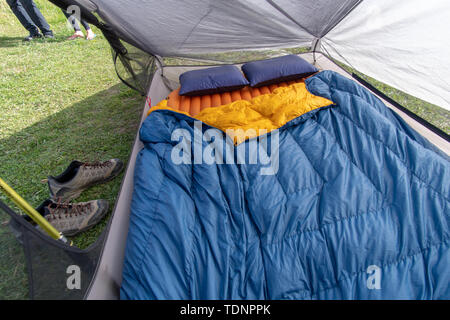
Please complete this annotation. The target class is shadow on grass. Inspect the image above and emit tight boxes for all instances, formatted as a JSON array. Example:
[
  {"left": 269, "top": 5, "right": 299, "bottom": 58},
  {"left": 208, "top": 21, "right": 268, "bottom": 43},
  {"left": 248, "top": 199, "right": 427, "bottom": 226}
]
[
  {"left": 0, "top": 82, "right": 144, "bottom": 299},
  {"left": 0, "top": 35, "right": 70, "bottom": 48}
]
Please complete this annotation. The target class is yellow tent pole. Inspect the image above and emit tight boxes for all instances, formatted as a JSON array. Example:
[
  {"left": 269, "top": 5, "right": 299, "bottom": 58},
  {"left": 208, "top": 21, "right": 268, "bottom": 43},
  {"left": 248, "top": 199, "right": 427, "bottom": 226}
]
[{"left": 0, "top": 177, "right": 70, "bottom": 244}]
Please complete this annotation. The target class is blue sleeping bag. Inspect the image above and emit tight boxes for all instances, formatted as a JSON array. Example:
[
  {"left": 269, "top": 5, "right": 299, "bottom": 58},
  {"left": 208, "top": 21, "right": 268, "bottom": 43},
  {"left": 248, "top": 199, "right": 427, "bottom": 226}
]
[{"left": 121, "top": 71, "right": 449, "bottom": 299}]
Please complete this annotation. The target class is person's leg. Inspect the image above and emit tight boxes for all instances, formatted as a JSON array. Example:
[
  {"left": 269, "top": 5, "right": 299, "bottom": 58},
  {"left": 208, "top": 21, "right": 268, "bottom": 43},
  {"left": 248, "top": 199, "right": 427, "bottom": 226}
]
[
  {"left": 80, "top": 19, "right": 91, "bottom": 32},
  {"left": 62, "top": 9, "right": 82, "bottom": 32},
  {"left": 20, "top": 0, "right": 53, "bottom": 36},
  {"left": 6, "top": 0, "right": 40, "bottom": 36},
  {"left": 62, "top": 9, "right": 85, "bottom": 40}
]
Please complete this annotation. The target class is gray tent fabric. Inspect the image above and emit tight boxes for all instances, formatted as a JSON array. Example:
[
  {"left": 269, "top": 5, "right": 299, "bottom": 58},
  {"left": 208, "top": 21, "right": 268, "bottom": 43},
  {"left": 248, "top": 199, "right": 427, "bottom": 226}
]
[
  {"left": 264, "top": 0, "right": 361, "bottom": 38},
  {"left": 79, "top": 0, "right": 360, "bottom": 57},
  {"left": 59, "top": 0, "right": 450, "bottom": 110},
  {"left": 323, "top": 0, "right": 450, "bottom": 110},
  {"left": 71, "top": 0, "right": 450, "bottom": 110}
]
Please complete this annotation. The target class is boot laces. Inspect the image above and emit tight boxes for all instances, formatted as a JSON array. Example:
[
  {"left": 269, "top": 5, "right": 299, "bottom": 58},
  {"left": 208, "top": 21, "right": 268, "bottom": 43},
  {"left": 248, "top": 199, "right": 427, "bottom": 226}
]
[
  {"left": 81, "top": 161, "right": 112, "bottom": 177},
  {"left": 81, "top": 161, "right": 112, "bottom": 170},
  {"left": 47, "top": 198, "right": 92, "bottom": 221}
]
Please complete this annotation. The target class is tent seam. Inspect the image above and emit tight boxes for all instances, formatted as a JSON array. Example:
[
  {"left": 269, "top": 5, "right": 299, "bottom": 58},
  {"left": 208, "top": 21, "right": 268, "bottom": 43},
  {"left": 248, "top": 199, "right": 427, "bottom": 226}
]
[
  {"left": 178, "top": 7, "right": 213, "bottom": 51},
  {"left": 320, "top": 0, "right": 364, "bottom": 38},
  {"left": 265, "top": 0, "right": 317, "bottom": 37}
]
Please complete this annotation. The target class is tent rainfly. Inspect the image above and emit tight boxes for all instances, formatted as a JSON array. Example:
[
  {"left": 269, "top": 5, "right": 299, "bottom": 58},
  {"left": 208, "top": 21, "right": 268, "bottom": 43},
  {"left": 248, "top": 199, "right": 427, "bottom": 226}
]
[{"left": 1, "top": 0, "right": 448, "bottom": 299}]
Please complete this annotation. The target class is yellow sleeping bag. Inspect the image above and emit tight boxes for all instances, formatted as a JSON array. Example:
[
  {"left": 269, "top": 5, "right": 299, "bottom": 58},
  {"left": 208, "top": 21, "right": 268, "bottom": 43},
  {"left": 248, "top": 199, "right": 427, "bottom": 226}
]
[{"left": 149, "top": 81, "right": 333, "bottom": 144}]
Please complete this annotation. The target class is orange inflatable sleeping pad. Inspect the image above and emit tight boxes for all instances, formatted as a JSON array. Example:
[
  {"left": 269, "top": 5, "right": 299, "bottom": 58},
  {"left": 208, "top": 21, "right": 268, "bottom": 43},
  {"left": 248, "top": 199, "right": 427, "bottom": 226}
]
[{"left": 164, "top": 80, "right": 304, "bottom": 116}]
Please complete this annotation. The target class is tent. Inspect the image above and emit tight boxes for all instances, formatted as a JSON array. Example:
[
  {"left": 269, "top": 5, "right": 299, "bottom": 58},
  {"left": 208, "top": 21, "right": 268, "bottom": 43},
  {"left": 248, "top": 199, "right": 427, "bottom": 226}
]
[{"left": 1, "top": 0, "right": 449, "bottom": 299}]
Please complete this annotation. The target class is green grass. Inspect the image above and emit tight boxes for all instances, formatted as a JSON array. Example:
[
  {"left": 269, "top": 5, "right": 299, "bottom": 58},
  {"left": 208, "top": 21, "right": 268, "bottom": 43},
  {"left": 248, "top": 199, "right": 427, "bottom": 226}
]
[
  {"left": 0, "top": 1, "right": 144, "bottom": 299},
  {"left": 164, "top": 47, "right": 311, "bottom": 65}
]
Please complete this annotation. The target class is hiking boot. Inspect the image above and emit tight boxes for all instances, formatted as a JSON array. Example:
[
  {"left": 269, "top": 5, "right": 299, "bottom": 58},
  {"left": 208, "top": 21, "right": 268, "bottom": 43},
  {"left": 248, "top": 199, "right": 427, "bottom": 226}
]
[
  {"left": 47, "top": 159, "right": 124, "bottom": 201},
  {"left": 36, "top": 198, "right": 109, "bottom": 237}
]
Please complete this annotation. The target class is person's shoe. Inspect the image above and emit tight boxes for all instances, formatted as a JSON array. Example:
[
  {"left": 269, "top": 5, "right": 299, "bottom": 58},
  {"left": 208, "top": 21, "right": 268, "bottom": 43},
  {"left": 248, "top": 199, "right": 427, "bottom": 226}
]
[
  {"left": 43, "top": 32, "right": 54, "bottom": 39},
  {"left": 47, "top": 159, "right": 124, "bottom": 201},
  {"left": 67, "top": 31, "right": 84, "bottom": 40},
  {"left": 23, "top": 33, "right": 43, "bottom": 41},
  {"left": 36, "top": 199, "right": 109, "bottom": 237}
]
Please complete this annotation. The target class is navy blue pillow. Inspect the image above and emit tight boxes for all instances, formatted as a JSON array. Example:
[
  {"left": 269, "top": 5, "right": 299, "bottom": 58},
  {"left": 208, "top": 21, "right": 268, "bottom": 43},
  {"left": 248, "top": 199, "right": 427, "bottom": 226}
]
[
  {"left": 179, "top": 65, "right": 249, "bottom": 96},
  {"left": 241, "top": 55, "right": 318, "bottom": 87}
]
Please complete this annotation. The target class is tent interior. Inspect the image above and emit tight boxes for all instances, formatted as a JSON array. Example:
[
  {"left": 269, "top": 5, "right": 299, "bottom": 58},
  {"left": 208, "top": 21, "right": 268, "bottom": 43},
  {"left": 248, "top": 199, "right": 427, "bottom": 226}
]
[
  {"left": 1, "top": 0, "right": 449, "bottom": 299},
  {"left": 89, "top": 52, "right": 450, "bottom": 300}
]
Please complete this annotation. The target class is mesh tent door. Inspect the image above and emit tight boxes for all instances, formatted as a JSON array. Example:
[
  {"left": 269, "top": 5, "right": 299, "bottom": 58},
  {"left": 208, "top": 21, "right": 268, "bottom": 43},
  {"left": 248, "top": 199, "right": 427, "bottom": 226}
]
[{"left": 0, "top": 200, "right": 104, "bottom": 299}]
